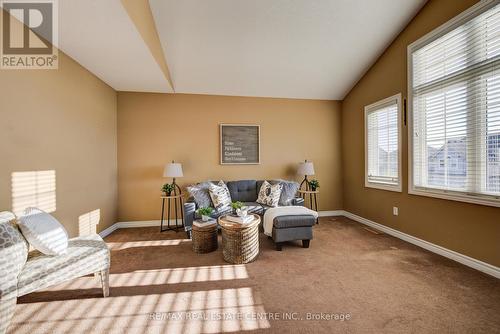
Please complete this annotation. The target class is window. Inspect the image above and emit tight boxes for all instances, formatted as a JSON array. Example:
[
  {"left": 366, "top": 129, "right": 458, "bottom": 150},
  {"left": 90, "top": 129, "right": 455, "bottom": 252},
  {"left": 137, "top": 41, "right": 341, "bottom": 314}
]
[
  {"left": 365, "top": 93, "right": 402, "bottom": 192},
  {"left": 408, "top": 1, "right": 500, "bottom": 207}
]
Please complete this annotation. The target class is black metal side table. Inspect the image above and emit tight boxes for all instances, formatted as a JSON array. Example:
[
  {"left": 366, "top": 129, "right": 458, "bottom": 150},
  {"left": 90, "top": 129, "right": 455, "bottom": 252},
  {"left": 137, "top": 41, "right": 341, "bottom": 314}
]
[
  {"left": 297, "top": 190, "right": 319, "bottom": 224},
  {"left": 160, "top": 194, "right": 184, "bottom": 232}
]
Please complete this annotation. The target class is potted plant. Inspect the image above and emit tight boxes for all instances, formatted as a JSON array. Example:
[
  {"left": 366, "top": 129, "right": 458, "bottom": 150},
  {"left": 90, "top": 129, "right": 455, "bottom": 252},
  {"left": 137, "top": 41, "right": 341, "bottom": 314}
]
[
  {"left": 162, "top": 183, "right": 174, "bottom": 196},
  {"left": 231, "top": 201, "right": 244, "bottom": 215},
  {"left": 197, "top": 207, "right": 214, "bottom": 222},
  {"left": 308, "top": 179, "right": 320, "bottom": 191}
]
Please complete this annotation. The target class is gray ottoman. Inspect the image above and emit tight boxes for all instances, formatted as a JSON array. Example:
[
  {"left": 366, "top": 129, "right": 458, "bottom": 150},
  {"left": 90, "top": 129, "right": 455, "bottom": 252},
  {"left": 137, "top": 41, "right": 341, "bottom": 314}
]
[{"left": 272, "top": 215, "right": 316, "bottom": 251}]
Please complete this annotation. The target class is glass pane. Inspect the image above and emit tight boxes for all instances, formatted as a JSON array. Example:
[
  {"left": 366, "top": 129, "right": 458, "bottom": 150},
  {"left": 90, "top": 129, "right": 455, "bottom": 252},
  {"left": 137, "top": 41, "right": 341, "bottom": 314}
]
[
  {"left": 423, "top": 85, "right": 468, "bottom": 190},
  {"left": 367, "top": 103, "right": 398, "bottom": 184},
  {"left": 486, "top": 74, "right": 500, "bottom": 193}
]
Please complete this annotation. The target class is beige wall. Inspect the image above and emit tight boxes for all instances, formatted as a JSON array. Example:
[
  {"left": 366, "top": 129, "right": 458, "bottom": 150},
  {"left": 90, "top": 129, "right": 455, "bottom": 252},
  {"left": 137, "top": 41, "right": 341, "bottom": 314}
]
[
  {"left": 342, "top": 0, "right": 500, "bottom": 266},
  {"left": 0, "top": 52, "right": 118, "bottom": 237},
  {"left": 117, "top": 93, "right": 342, "bottom": 221}
]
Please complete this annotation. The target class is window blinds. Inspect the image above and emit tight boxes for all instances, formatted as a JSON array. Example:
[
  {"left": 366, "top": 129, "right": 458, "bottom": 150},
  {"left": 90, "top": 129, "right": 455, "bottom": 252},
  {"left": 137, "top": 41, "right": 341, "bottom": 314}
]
[
  {"left": 366, "top": 100, "right": 399, "bottom": 186},
  {"left": 410, "top": 2, "right": 500, "bottom": 202}
]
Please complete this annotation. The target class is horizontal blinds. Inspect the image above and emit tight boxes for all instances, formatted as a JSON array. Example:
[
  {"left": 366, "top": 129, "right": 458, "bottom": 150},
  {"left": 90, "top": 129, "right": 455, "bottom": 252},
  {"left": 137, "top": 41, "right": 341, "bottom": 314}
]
[
  {"left": 367, "top": 101, "right": 399, "bottom": 185},
  {"left": 411, "top": 3, "right": 500, "bottom": 199}
]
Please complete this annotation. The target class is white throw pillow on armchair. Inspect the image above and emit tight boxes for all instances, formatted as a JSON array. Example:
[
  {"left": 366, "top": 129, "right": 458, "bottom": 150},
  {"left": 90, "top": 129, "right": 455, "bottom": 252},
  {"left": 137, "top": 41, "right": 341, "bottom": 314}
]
[{"left": 18, "top": 207, "right": 69, "bottom": 255}]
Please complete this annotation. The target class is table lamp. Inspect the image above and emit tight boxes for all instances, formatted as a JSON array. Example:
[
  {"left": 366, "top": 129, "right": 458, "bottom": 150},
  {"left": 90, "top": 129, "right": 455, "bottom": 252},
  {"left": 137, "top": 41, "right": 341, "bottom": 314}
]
[
  {"left": 163, "top": 161, "right": 183, "bottom": 195},
  {"left": 298, "top": 160, "right": 315, "bottom": 190}
]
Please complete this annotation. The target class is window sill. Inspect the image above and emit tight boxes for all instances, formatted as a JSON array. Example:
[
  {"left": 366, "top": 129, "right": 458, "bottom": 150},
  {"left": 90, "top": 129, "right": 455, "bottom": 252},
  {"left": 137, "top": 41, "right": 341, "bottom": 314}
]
[
  {"left": 365, "top": 181, "right": 402, "bottom": 193},
  {"left": 409, "top": 187, "right": 500, "bottom": 208}
]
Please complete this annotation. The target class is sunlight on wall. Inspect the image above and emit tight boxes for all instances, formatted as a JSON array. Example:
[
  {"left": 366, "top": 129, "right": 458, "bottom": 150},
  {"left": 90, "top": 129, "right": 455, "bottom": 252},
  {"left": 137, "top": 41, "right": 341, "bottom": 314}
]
[
  {"left": 11, "top": 170, "right": 56, "bottom": 217},
  {"left": 78, "top": 209, "right": 101, "bottom": 236}
]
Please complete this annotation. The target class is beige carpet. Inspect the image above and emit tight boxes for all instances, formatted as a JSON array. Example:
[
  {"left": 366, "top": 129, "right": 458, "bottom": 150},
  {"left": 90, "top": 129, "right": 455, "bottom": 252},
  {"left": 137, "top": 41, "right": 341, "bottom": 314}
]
[{"left": 9, "top": 216, "right": 500, "bottom": 334}]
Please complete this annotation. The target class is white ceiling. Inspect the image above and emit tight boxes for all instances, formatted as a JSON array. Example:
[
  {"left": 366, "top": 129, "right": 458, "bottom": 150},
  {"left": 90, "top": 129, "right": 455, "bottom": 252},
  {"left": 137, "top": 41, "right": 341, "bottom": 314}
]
[
  {"left": 58, "top": 0, "right": 173, "bottom": 93},
  {"left": 55, "top": 0, "right": 426, "bottom": 99},
  {"left": 149, "top": 0, "right": 426, "bottom": 100}
]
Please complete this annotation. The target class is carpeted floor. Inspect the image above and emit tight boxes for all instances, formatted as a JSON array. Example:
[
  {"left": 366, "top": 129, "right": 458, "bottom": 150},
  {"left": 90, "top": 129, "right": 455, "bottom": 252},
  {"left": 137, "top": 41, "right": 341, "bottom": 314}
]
[{"left": 9, "top": 216, "right": 500, "bottom": 334}]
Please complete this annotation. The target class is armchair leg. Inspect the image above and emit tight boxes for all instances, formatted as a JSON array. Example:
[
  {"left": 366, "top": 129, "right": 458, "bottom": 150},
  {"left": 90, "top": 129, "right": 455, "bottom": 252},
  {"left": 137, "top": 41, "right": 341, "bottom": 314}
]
[
  {"left": 98, "top": 269, "right": 110, "bottom": 297},
  {"left": 275, "top": 242, "right": 283, "bottom": 251},
  {"left": 302, "top": 240, "right": 310, "bottom": 248}
]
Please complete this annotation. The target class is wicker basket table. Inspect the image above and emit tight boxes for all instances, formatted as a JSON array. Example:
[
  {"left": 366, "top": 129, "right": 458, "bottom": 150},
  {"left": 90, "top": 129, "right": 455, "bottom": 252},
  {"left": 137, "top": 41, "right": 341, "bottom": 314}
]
[
  {"left": 192, "top": 220, "right": 218, "bottom": 254},
  {"left": 218, "top": 214, "right": 261, "bottom": 264}
]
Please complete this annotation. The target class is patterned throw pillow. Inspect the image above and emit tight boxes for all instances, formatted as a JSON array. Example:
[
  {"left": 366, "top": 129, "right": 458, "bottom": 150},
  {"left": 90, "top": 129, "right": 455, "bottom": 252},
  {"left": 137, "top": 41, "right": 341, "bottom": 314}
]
[
  {"left": 274, "top": 180, "right": 300, "bottom": 206},
  {"left": 208, "top": 181, "right": 232, "bottom": 210},
  {"left": 257, "top": 181, "right": 283, "bottom": 207},
  {"left": 187, "top": 182, "right": 213, "bottom": 208},
  {"left": 18, "top": 207, "right": 69, "bottom": 255}
]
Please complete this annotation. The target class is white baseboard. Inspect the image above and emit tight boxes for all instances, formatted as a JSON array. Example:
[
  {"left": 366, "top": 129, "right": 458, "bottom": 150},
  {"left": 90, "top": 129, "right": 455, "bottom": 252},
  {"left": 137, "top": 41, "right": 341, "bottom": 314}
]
[
  {"left": 318, "top": 210, "right": 344, "bottom": 217},
  {"left": 341, "top": 210, "right": 500, "bottom": 279},
  {"left": 98, "top": 223, "right": 119, "bottom": 238},
  {"left": 100, "top": 210, "right": 499, "bottom": 279},
  {"left": 99, "top": 219, "right": 181, "bottom": 238}
]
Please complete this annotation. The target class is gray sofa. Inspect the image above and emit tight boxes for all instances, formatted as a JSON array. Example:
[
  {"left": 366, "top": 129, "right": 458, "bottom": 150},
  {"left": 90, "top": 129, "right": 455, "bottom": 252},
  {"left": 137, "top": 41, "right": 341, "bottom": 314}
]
[{"left": 184, "top": 179, "right": 304, "bottom": 237}]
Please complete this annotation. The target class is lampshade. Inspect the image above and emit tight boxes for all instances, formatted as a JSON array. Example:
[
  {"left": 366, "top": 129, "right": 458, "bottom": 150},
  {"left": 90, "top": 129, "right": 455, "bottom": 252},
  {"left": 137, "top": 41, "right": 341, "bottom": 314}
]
[
  {"left": 163, "top": 162, "right": 183, "bottom": 178},
  {"left": 298, "top": 161, "right": 315, "bottom": 176}
]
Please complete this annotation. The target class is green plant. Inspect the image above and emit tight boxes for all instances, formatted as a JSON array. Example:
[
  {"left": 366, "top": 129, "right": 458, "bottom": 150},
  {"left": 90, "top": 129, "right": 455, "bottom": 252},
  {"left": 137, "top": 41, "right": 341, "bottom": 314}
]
[
  {"left": 231, "top": 201, "right": 244, "bottom": 210},
  {"left": 162, "top": 183, "right": 174, "bottom": 195},
  {"left": 308, "top": 179, "right": 320, "bottom": 190},
  {"left": 197, "top": 207, "right": 213, "bottom": 216}
]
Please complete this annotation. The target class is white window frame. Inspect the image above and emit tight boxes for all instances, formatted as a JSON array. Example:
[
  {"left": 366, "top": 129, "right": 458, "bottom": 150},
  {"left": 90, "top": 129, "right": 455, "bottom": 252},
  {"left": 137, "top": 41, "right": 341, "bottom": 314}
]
[
  {"left": 364, "top": 93, "right": 403, "bottom": 192},
  {"left": 407, "top": 0, "right": 500, "bottom": 207}
]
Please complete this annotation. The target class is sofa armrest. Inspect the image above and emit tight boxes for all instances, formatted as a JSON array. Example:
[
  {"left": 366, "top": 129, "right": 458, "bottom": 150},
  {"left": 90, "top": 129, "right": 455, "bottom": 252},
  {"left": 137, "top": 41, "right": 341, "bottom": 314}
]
[
  {"left": 291, "top": 197, "right": 305, "bottom": 206},
  {"left": 184, "top": 201, "right": 196, "bottom": 230}
]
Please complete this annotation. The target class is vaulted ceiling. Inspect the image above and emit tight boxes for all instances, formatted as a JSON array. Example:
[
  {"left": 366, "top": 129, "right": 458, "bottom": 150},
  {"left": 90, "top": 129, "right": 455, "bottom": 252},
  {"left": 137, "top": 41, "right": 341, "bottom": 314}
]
[{"left": 57, "top": 0, "right": 426, "bottom": 99}]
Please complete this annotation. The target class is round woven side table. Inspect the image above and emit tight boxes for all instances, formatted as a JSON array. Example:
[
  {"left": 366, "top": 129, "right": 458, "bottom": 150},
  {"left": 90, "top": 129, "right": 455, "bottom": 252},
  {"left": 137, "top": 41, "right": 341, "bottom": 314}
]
[
  {"left": 218, "top": 214, "right": 261, "bottom": 264},
  {"left": 192, "top": 221, "right": 218, "bottom": 254}
]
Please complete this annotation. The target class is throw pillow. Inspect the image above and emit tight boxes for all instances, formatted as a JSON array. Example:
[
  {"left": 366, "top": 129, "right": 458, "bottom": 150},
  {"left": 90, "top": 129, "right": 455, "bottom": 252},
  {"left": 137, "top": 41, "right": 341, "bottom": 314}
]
[
  {"left": 274, "top": 180, "right": 299, "bottom": 206},
  {"left": 187, "top": 181, "right": 213, "bottom": 208},
  {"left": 18, "top": 207, "right": 69, "bottom": 256},
  {"left": 208, "top": 181, "right": 232, "bottom": 210},
  {"left": 257, "top": 181, "right": 283, "bottom": 207}
]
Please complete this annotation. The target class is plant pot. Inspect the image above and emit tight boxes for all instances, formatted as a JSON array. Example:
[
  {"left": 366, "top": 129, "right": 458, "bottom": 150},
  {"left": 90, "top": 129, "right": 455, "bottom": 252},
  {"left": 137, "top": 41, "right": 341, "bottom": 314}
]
[{"left": 202, "top": 215, "right": 210, "bottom": 222}]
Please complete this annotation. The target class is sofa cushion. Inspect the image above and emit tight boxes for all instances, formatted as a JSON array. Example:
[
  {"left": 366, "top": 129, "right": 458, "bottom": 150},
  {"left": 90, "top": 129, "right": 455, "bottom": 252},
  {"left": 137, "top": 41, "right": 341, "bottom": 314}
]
[
  {"left": 273, "top": 215, "right": 316, "bottom": 229},
  {"left": 227, "top": 180, "right": 257, "bottom": 202},
  {"left": 208, "top": 181, "right": 232, "bottom": 210},
  {"left": 275, "top": 180, "right": 300, "bottom": 206},
  {"left": 17, "top": 234, "right": 110, "bottom": 297},
  {"left": 257, "top": 180, "right": 298, "bottom": 206},
  {"left": 257, "top": 181, "right": 282, "bottom": 207},
  {"left": 18, "top": 207, "right": 69, "bottom": 256},
  {"left": 187, "top": 181, "right": 213, "bottom": 208},
  {"left": 243, "top": 202, "right": 273, "bottom": 215},
  {"left": 195, "top": 206, "right": 232, "bottom": 220}
]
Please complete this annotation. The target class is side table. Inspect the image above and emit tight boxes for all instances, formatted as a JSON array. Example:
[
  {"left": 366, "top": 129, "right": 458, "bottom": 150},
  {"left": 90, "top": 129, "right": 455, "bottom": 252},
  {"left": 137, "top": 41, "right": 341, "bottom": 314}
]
[
  {"left": 160, "top": 194, "right": 184, "bottom": 232},
  {"left": 218, "top": 214, "right": 260, "bottom": 264},
  {"left": 297, "top": 189, "right": 319, "bottom": 224},
  {"left": 192, "top": 220, "right": 218, "bottom": 253}
]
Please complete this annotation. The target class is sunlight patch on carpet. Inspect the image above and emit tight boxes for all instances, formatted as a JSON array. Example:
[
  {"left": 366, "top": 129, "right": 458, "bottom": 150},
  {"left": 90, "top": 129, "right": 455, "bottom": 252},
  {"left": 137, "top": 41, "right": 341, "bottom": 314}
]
[{"left": 11, "top": 287, "right": 270, "bottom": 334}]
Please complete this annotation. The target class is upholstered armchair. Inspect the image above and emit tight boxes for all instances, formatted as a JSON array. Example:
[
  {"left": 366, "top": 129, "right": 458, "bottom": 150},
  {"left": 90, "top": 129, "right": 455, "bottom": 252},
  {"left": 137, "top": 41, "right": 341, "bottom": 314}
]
[{"left": 0, "top": 211, "right": 110, "bottom": 334}]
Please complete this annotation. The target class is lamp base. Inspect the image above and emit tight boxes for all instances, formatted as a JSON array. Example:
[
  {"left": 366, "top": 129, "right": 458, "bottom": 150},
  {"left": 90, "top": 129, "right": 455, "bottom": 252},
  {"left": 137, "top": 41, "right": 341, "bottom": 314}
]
[
  {"left": 299, "top": 176, "right": 310, "bottom": 191},
  {"left": 172, "top": 178, "right": 182, "bottom": 195}
]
